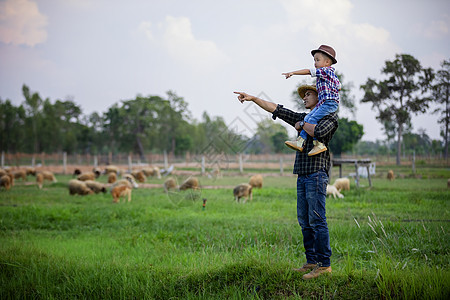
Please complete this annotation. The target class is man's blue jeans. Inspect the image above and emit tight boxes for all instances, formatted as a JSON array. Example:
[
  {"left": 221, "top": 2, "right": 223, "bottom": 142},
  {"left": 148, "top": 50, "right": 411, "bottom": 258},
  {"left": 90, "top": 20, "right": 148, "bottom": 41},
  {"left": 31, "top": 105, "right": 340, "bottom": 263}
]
[{"left": 296, "top": 170, "right": 332, "bottom": 267}]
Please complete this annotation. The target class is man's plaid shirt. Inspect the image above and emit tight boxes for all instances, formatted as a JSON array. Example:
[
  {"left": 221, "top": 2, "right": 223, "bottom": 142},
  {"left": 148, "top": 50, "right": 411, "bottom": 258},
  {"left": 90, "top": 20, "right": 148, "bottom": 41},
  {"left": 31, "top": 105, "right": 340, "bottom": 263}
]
[{"left": 272, "top": 104, "right": 338, "bottom": 176}]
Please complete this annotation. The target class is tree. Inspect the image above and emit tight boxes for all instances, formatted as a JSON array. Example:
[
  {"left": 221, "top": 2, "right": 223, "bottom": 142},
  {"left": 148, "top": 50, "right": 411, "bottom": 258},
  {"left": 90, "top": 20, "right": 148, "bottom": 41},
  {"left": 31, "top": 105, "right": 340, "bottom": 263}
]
[
  {"left": 360, "top": 54, "right": 434, "bottom": 165},
  {"left": 432, "top": 59, "right": 449, "bottom": 159},
  {"left": 22, "top": 85, "right": 43, "bottom": 153},
  {"left": 329, "top": 118, "right": 364, "bottom": 156},
  {"left": 252, "top": 119, "right": 289, "bottom": 154}
]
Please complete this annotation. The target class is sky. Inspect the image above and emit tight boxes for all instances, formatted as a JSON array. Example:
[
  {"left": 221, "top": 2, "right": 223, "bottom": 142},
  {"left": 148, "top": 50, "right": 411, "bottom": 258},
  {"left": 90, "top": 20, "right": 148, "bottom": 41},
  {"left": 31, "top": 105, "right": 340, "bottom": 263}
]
[{"left": 0, "top": 0, "right": 449, "bottom": 142}]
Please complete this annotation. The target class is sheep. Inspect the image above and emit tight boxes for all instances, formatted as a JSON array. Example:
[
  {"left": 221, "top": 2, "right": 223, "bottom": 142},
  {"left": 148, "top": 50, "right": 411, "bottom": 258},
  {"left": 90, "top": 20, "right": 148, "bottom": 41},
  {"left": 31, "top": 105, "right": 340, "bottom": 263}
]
[
  {"left": 36, "top": 173, "right": 44, "bottom": 189},
  {"left": 333, "top": 177, "right": 350, "bottom": 191},
  {"left": 25, "top": 167, "right": 36, "bottom": 176},
  {"left": 0, "top": 169, "right": 7, "bottom": 178},
  {"left": 77, "top": 172, "right": 96, "bottom": 181},
  {"left": 68, "top": 179, "right": 94, "bottom": 196},
  {"left": 92, "top": 167, "right": 101, "bottom": 178},
  {"left": 112, "top": 174, "right": 138, "bottom": 189},
  {"left": 0, "top": 174, "right": 11, "bottom": 191},
  {"left": 84, "top": 180, "right": 107, "bottom": 194},
  {"left": 326, "top": 184, "right": 344, "bottom": 199},
  {"left": 249, "top": 174, "right": 263, "bottom": 188},
  {"left": 179, "top": 177, "right": 199, "bottom": 191},
  {"left": 108, "top": 172, "right": 117, "bottom": 184},
  {"left": 163, "top": 177, "right": 177, "bottom": 192},
  {"left": 387, "top": 170, "right": 395, "bottom": 181},
  {"left": 131, "top": 170, "right": 147, "bottom": 183},
  {"left": 211, "top": 166, "right": 222, "bottom": 179},
  {"left": 233, "top": 183, "right": 253, "bottom": 203},
  {"left": 13, "top": 170, "right": 27, "bottom": 181},
  {"left": 73, "top": 168, "right": 82, "bottom": 177},
  {"left": 104, "top": 165, "right": 119, "bottom": 174},
  {"left": 142, "top": 166, "right": 161, "bottom": 179},
  {"left": 111, "top": 184, "right": 132, "bottom": 203},
  {"left": 41, "top": 171, "right": 57, "bottom": 182}
]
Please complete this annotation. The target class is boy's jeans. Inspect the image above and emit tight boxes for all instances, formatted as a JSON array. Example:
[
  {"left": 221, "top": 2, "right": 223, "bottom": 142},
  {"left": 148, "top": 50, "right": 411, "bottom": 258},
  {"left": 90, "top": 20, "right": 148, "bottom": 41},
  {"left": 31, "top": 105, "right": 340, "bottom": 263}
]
[
  {"left": 296, "top": 169, "right": 332, "bottom": 267},
  {"left": 299, "top": 100, "right": 338, "bottom": 141}
]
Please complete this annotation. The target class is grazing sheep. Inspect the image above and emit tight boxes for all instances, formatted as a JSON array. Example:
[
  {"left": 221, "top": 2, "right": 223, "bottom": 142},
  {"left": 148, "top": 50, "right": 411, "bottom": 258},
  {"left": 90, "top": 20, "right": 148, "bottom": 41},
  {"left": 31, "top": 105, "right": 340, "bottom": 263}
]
[
  {"left": 111, "top": 184, "right": 131, "bottom": 203},
  {"left": 233, "top": 183, "right": 253, "bottom": 203},
  {"left": 13, "top": 170, "right": 27, "bottom": 181},
  {"left": 112, "top": 174, "right": 138, "bottom": 189},
  {"left": 41, "top": 171, "right": 57, "bottom": 182},
  {"left": 387, "top": 170, "right": 395, "bottom": 181},
  {"left": 73, "top": 169, "right": 82, "bottom": 177},
  {"left": 68, "top": 179, "right": 94, "bottom": 196},
  {"left": 0, "top": 174, "right": 11, "bottom": 191},
  {"left": 0, "top": 168, "right": 7, "bottom": 177},
  {"left": 92, "top": 167, "right": 101, "bottom": 178},
  {"left": 77, "top": 172, "right": 96, "bottom": 181},
  {"left": 179, "top": 177, "right": 199, "bottom": 191},
  {"left": 326, "top": 184, "right": 344, "bottom": 199},
  {"left": 104, "top": 165, "right": 119, "bottom": 174},
  {"left": 108, "top": 172, "right": 117, "bottom": 184},
  {"left": 25, "top": 167, "right": 36, "bottom": 176},
  {"left": 249, "top": 174, "right": 263, "bottom": 188},
  {"left": 36, "top": 173, "right": 44, "bottom": 189},
  {"left": 142, "top": 167, "right": 161, "bottom": 179},
  {"left": 84, "top": 180, "right": 107, "bottom": 194},
  {"left": 333, "top": 177, "right": 350, "bottom": 191},
  {"left": 131, "top": 170, "right": 147, "bottom": 183},
  {"left": 164, "top": 177, "right": 177, "bottom": 192}
]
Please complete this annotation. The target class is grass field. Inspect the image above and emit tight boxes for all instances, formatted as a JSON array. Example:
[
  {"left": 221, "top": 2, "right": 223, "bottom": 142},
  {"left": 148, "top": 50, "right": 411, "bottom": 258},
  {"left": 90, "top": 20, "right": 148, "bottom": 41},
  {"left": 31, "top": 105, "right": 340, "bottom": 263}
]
[{"left": 1, "top": 165, "right": 449, "bottom": 299}]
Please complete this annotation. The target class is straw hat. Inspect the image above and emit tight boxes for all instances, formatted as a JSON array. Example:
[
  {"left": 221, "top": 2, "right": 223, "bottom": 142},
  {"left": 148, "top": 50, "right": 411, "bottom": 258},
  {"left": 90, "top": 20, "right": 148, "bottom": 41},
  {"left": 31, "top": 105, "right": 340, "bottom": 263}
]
[
  {"left": 297, "top": 85, "right": 317, "bottom": 98},
  {"left": 311, "top": 45, "right": 337, "bottom": 64}
]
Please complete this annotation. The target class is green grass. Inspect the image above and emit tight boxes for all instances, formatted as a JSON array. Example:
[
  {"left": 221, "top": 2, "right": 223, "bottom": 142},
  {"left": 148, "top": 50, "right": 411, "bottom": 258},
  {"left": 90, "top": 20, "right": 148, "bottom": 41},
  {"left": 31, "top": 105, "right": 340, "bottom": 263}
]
[{"left": 1, "top": 169, "right": 449, "bottom": 299}]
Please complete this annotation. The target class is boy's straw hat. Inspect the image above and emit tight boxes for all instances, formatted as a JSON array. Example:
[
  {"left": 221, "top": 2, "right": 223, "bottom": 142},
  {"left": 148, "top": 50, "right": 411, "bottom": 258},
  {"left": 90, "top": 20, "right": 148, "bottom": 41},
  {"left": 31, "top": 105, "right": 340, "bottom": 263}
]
[
  {"left": 311, "top": 45, "right": 337, "bottom": 64},
  {"left": 297, "top": 85, "right": 317, "bottom": 98}
]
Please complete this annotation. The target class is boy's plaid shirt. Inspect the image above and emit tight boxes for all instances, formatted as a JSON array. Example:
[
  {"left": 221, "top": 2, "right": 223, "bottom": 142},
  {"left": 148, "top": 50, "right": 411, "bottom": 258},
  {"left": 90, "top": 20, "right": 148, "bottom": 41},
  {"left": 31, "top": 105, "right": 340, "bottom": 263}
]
[
  {"left": 313, "top": 66, "right": 341, "bottom": 107},
  {"left": 272, "top": 105, "right": 338, "bottom": 176}
]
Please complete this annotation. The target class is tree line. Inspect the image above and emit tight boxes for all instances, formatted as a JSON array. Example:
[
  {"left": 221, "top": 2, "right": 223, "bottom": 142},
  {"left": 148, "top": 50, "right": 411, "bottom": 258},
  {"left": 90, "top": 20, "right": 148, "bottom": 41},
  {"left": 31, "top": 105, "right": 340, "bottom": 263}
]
[{"left": 0, "top": 54, "right": 448, "bottom": 164}]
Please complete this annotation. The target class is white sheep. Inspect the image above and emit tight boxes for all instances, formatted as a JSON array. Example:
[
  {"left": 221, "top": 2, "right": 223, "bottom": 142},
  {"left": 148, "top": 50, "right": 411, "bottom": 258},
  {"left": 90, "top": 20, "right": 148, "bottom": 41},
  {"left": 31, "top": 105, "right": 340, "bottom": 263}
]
[
  {"left": 41, "top": 171, "right": 57, "bottom": 183},
  {"left": 84, "top": 180, "right": 107, "bottom": 194},
  {"left": 77, "top": 172, "right": 96, "bottom": 181},
  {"left": 104, "top": 165, "right": 119, "bottom": 174},
  {"left": 326, "top": 184, "right": 344, "bottom": 199},
  {"left": 142, "top": 166, "right": 161, "bottom": 179},
  {"left": 233, "top": 183, "right": 253, "bottom": 203},
  {"left": 68, "top": 179, "right": 94, "bottom": 196},
  {"left": 249, "top": 174, "right": 263, "bottom": 189},
  {"left": 333, "top": 177, "right": 350, "bottom": 191}
]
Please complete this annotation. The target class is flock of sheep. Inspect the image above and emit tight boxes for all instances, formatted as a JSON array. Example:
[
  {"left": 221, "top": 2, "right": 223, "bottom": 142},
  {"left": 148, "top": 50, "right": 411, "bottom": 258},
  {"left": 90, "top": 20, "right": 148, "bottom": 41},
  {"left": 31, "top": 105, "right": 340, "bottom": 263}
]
[{"left": 1, "top": 165, "right": 360, "bottom": 202}]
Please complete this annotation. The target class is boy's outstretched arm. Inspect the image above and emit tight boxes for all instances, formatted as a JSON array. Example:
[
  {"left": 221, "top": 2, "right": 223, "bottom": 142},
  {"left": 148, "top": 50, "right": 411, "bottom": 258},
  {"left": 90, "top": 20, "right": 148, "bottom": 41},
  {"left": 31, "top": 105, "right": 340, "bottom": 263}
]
[{"left": 282, "top": 69, "right": 311, "bottom": 79}]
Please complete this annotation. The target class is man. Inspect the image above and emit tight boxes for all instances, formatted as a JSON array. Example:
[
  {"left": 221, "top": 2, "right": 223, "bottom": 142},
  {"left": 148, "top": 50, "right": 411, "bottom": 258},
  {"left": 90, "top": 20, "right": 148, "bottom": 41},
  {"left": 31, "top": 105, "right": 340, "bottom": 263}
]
[{"left": 234, "top": 85, "right": 338, "bottom": 280}]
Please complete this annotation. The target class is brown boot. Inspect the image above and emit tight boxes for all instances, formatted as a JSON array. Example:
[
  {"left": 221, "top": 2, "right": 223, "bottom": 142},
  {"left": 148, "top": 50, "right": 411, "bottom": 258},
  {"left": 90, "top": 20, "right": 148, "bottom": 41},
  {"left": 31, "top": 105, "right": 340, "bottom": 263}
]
[
  {"left": 293, "top": 263, "right": 317, "bottom": 273},
  {"left": 308, "top": 140, "right": 327, "bottom": 156},
  {"left": 302, "top": 266, "right": 332, "bottom": 280},
  {"left": 285, "top": 136, "right": 305, "bottom": 152}
]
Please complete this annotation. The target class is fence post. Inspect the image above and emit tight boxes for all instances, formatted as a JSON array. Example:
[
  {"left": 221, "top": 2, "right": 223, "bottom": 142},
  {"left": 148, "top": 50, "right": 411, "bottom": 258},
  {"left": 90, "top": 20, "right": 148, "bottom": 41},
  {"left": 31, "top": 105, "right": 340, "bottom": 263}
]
[
  {"left": 412, "top": 151, "right": 416, "bottom": 174},
  {"left": 128, "top": 153, "right": 132, "bottom": 173},
  {"left": 239, "top": 154, "right": 244, "bottom": 174},
  {"left": 279, "top": 156, "right": 284, "bottom": 175},
  {"left": 94, "top": 155, "right": 98, "bottom": 167},
  {"left": 1, "top": 151, "right": 4, "bottom": 168},
  {"left": 164, "top": 151, "right": 168, "bottom": 169},
  {"left": 201, "top": 156, "right": 205, "bottom": 176},
  {"left": 63, "top": 152, "right": 67, "bottom": 174},
  {"left": 31, "top": 155, "right": 35, "bottom": 167}
]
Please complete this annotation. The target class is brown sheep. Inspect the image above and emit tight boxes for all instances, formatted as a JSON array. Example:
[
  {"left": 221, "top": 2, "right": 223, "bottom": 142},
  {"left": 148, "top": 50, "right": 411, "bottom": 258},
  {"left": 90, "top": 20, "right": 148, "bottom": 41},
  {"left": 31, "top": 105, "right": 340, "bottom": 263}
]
[
  {"left": 131, "top": 170, "right": 147, "bottom": 183},
  {"left": 41, "top": 171, "right": 57, "bottom": 182},
  {"left": 36, "top": 173, "right": 44, "bottom": 189},
  {"left": 0, "top": 168, "right": 7, "bottom": 177},
  {"left": 249, "top": 174, "right": 263, "bottom": 188},
  {"left": 0, "top": 174, "right": 11, "bottom": 191},
  {"left": 104, "top": 165, "right": 119, "bottom": 174},
  {"left": 68, "top": 179, "right": 94, "bottom": 195},
  {"left": 387, "top": 170, "right": 394, "bottom": 181},
  {"left": 92, "top": 167, "right": 101, "bottom": 178},
  {"left": 84, "top": 180, "right": 107, "bottom": 194},
  {"left": 142, "top": 167, "right": 161, "bottom": 179},
  {"left": 333, "top": 178, "right": 350, "bottom": 191},
  {"left": 112, "top": 174, "right": 139, "bottom": 189},
  {"left": 111, "top": 184, "right": 131, "bottom": 203},
  {"left": 25, "top": 167, "right": 36, "bottom": 176},
  {"left": 233, "top": 183, "right": 253, "bottom": 203},
  {"left": 77, "top": 172, "right": 96, "bottom": 181},
  {"left": 13, "top": 170, "right": 27, "bottom": 181},
  {"left": 179, "top": 177, "right": 199, "bottom": 191},
  {"left": 108, "top": 172, "right": 117, "bottom": 184},
  {"left": 164, "top": 177, "right": 177, "bottom": 192}
]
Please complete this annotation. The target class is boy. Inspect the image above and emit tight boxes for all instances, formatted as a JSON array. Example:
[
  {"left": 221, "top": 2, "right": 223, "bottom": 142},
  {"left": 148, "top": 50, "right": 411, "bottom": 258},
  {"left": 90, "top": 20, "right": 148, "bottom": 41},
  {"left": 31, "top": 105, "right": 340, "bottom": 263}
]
[{"left": 282, "top": 45, "right": 340, "bottom": 156}]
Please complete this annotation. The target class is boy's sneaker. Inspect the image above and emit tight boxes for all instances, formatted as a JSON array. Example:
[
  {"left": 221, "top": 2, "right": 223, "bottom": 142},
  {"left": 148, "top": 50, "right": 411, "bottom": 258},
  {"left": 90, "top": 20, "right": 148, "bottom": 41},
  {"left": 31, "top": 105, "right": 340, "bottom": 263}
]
[
  {"left": 308, "top": 140, "right": 327, "bottom": 156},
  {"left": 302, "top": 266, "right": 332, "bottom": 280},
  {"left": 293, "top": 263, "right": 317, "bottom": 273},
  {"left": 285, "top": 136, "right": 305, "bottom": 152}
]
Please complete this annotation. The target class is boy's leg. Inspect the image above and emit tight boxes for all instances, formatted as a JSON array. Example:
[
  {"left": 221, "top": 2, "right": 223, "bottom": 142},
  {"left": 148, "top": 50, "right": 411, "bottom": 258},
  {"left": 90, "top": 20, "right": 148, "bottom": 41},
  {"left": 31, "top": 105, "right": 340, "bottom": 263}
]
[{"left": 307, "top": 101, "right": 338, "bottom": 156}]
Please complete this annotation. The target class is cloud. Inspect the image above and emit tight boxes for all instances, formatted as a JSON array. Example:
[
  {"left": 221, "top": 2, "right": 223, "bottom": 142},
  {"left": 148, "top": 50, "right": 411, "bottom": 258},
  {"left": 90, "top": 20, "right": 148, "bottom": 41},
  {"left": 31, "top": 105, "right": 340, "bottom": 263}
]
[
  {"left": 0, "top": 0, "right": 48, "bottom": 46},
  {"left": 416, "top": 18, "right": 450, "bottom": 39},
  {"left": 139, "top": 16, "right": 230, "bottom": 71}
]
